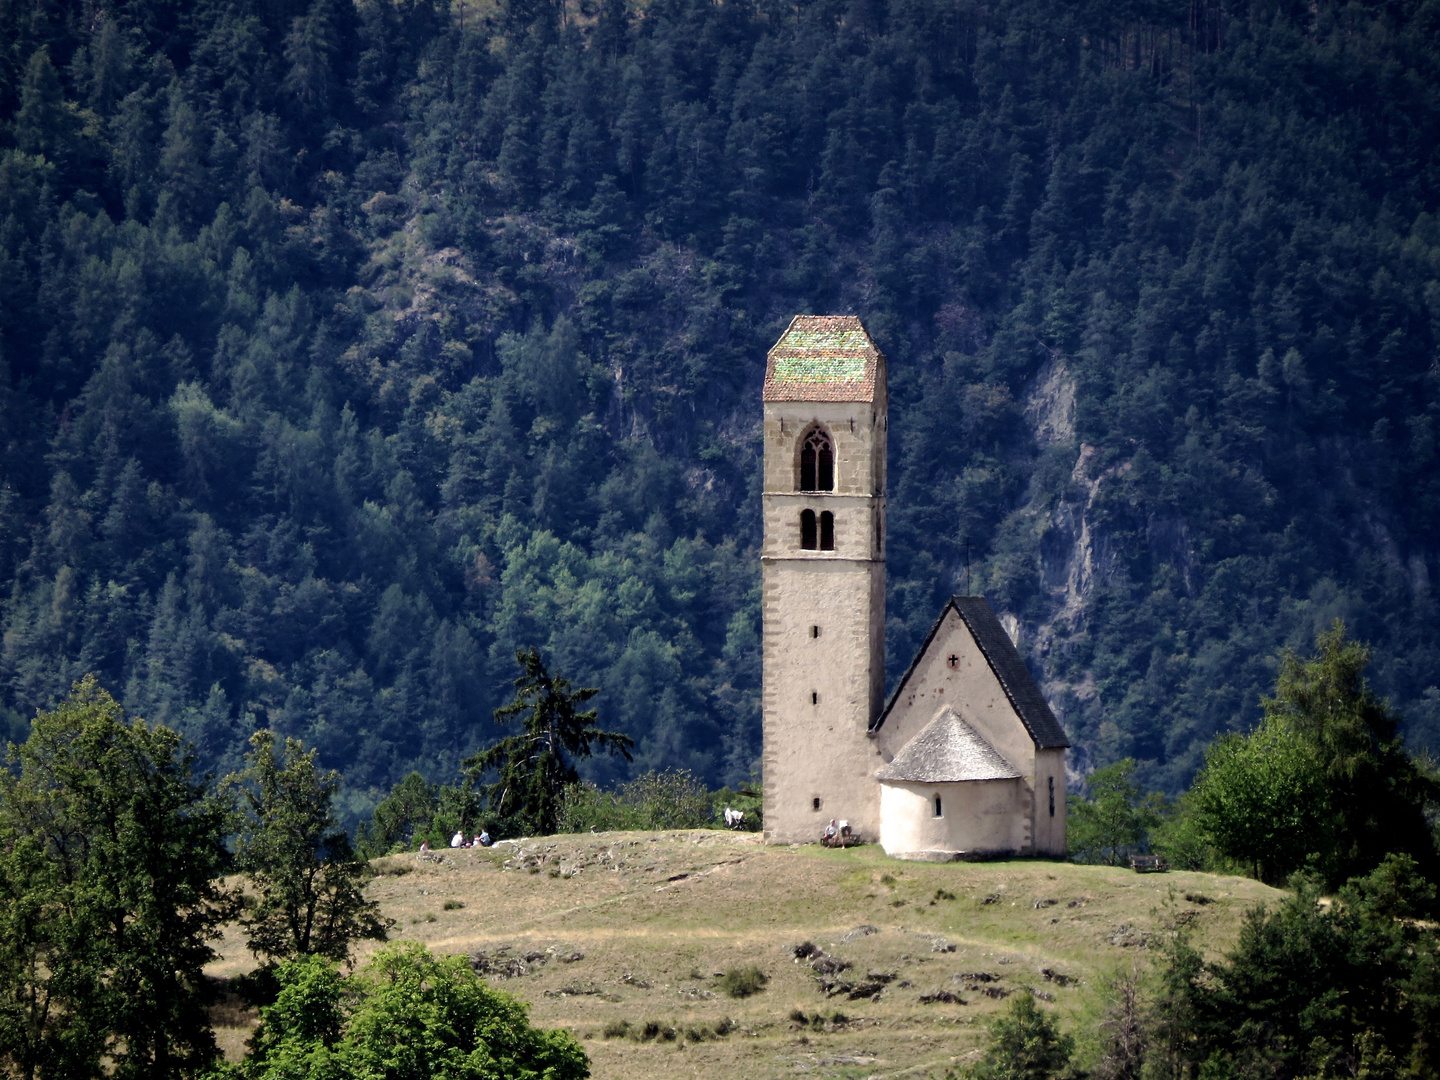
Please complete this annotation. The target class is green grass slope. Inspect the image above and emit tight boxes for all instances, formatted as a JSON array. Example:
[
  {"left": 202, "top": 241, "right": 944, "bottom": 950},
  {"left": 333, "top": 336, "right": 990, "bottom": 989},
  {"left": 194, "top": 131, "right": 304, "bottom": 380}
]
[{"left": 209, "top": 831, "right": 1281, "bottom": 1079}]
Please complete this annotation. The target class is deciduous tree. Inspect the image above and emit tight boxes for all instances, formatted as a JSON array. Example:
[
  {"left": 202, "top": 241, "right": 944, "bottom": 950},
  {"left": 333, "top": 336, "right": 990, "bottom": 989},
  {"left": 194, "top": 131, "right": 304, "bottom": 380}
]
[
  {"left": 235, "top": 943, "right": 589, "bottom": 1080},
  {"left": 1067, "top": 758, "right": 1164, "bottom": 866},
  {"left": 1187, "top": 623, "right": 1439, "bottom": 887},
  {"left": 0, "top": 675, "right": 234, "bottom": 1080},
  {"left": 1187, "top": 720, "right": 1332, "bottom": 885},
  {"left": 234, "top": 730, "right": 390, "bottom": 965}
]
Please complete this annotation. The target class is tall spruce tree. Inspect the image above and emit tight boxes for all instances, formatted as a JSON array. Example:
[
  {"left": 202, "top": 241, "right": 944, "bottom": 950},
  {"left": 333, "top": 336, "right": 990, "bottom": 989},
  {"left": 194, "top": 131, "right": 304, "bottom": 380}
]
[{"left": 464, "top": 648, "right": 632, "bottom": 836}]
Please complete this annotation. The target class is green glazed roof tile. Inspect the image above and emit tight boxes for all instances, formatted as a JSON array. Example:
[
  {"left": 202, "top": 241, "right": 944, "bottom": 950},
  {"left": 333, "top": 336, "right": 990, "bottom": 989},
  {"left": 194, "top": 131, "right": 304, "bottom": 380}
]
[
  {"left": 771, "top": 352, "right": 868, "bottom": 383},
  {"left": 763, "top": 315, "right": 884, "bottom": 402}
]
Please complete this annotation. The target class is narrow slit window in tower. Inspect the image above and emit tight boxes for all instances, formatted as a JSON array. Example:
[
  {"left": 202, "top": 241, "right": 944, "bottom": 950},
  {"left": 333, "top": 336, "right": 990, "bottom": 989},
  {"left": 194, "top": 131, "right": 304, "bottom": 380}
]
[
  {"left": 811, "top": 691, "right": 818, "bottom": 705},
  {"left": 812, "top": 797, "right": 821, "bottom": 811},
  {"left": 810, "top": 625, "right": 819, "bottom": 638},
  {"left": 800, "top": 429, "right": 834, "bottom": 491},
  {"left": 800, "top": 509, "right": 817, "bottom": 549},
  {"left": 1048, "top": 776, "right": 1055, "bottom": 817},
  {"left": 819, "top": 511, "right": 835, "bottom": 551},
  {"left": 934, "top": 794, "right": 943, "bottom": 817}
]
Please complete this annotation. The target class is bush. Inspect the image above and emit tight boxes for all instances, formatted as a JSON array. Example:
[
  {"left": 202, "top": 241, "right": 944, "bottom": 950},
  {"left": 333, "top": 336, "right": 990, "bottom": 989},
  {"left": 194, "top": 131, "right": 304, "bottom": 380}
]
[
  {"left": 716, "top": 966, "right": 768, "bottom": 998},
  {"left": 710, "top": 782, "right": 764, "bottom": 831},
  {"left": 638, "top": 1020, "right": 676, "bottom": 1042},
  {"left": 557, "top": 782, "right": 643, "bottom": 833},
  {"left": 559, "top": 769, "right": 713, "bottom": 833},
  {"left": 235, "top": 944, "right": 589, "bottom": 1080},
  {"left": 621, "top": 770, "right": 712, "bottom": 830}
]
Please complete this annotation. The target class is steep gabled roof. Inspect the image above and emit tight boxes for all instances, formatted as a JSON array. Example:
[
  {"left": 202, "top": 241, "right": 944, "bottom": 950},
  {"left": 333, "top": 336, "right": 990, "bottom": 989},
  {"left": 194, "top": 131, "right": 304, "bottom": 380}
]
[
  {"left": 876, "top": 706, "right": 1022, "bottom": 783},
  {"left": 763, "top": 315, "right": 883, "bottom": 402},
  {"left": 871, "top": 596, "right": 1070, "bottom": 749}
]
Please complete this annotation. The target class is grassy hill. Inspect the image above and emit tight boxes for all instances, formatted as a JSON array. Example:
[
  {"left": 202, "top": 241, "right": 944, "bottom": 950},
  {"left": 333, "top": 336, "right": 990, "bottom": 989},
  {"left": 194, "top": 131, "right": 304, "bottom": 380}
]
[{"left": 207, "top": 832, "right": 1281, "bottom": 1079}]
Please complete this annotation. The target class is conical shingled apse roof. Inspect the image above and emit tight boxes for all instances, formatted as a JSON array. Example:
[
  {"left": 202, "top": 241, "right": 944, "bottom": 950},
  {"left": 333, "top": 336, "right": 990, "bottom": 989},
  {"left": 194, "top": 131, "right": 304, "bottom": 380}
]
[{"left": 875, "top": 706, "right": 1022, "bottom": 784}]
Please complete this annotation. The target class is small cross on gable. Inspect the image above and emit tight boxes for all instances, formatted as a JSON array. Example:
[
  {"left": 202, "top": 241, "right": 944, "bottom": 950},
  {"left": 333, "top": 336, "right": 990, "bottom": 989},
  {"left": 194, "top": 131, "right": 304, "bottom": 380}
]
[{"left": 946, "top": 654, "right": 960, "bottom": 670}]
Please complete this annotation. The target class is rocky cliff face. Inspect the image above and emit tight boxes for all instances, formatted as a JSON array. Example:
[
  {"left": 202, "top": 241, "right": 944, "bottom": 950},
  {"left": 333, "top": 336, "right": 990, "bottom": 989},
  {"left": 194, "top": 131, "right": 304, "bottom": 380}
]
[{"left": 975, "top": 348, "right": 1440, "bottom": 791}]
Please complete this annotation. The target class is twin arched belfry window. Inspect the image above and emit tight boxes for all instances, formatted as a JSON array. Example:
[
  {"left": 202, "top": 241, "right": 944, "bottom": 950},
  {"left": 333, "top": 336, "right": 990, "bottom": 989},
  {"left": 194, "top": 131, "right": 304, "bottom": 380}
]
[{"left": 800, "top": 509, "right": 834, "bottom": 551}]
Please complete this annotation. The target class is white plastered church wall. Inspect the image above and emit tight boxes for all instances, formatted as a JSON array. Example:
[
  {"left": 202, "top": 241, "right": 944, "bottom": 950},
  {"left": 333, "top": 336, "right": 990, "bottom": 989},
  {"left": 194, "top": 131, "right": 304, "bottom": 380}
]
[
  {"left": 871, "top": 607, "right": 1069, "bottom": 858},
  {"left": 878, "top": 779, "right": 1030, "bottom": 857}
]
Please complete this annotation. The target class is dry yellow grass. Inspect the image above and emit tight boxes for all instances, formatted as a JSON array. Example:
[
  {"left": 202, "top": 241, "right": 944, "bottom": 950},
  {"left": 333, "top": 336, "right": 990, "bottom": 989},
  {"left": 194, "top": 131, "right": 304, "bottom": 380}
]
[{"left": 206, "top": 831, "right": 1282, "bottom": 1079}]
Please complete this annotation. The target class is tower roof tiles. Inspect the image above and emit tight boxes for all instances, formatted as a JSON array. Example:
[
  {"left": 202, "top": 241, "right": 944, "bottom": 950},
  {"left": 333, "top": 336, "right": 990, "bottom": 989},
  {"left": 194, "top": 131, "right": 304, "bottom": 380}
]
[{"left": 763, "top": 315, "right": 884, "bottom": 402}]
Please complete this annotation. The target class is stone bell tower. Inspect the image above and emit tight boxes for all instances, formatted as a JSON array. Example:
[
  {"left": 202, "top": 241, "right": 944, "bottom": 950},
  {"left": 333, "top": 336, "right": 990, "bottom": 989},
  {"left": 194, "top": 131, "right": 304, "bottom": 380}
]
[{"left": 761, "top": 316, "right": 887, "bottom": 843}]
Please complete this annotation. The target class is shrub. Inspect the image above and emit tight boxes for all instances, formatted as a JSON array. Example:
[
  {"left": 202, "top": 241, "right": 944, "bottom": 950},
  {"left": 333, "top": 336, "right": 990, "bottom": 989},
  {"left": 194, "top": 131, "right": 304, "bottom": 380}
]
[
  {"left": 621, "top": 769, "right": 712, "bottom": 830},
  {"left": 241, "top": 944, "right": 588, "bottom": 1080},
  {"left": 716, "top": 966, "right": 768, "bottom": 998},
  {"left": 683, "top": 1018, "right": 734, "bottom": 1041},
  {"left": 710, "top": 782, "right": 764, "bottom": 830},
  {"left": 559, "top": 769, "right": 712, "bottom": 833}
]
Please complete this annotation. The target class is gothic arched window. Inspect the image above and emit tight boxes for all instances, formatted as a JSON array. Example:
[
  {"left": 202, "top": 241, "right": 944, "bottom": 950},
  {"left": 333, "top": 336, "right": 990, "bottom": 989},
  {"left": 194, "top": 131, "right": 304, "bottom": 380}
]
[
  {"left": 800, "top": 509, "right": 817, "bottom": 550},
  {"left": 800, "top": 428, "right": 834, "bottom": 491},
  {"left": 819, "top": 511, "right": 834, "bottom": 551}
]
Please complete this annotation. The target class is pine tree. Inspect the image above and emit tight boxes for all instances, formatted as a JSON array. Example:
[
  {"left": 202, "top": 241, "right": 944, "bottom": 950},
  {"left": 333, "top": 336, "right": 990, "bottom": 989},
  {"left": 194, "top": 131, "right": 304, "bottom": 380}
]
[{"left": 966, "top": 993, "right": 1074, "bottom": 1080}]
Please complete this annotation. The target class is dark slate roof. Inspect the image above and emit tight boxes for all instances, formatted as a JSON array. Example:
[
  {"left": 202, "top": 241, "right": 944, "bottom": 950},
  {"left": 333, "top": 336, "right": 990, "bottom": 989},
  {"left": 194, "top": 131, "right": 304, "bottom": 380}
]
[
  {"left": 870, "top": 596, "right": 1070, "bottom": 749},
  {"left": 875, "top": 706, "right": 1022, "bottom": 783},
  {"left": 762, "top": 315, "right": 884, "bottom": 402}
]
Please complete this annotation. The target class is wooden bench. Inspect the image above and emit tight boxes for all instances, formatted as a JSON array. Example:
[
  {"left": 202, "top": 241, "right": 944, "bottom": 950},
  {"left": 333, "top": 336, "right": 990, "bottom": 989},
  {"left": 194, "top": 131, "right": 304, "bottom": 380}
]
[{"left": 1129, "top": 854, "right": 1169, "bottom": 873}]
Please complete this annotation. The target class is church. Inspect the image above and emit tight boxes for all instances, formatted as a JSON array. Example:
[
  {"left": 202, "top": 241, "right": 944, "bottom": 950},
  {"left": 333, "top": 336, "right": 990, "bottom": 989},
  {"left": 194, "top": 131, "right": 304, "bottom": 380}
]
[{"left": 760, "top": 315, "right": 1069, "bottom": 860}]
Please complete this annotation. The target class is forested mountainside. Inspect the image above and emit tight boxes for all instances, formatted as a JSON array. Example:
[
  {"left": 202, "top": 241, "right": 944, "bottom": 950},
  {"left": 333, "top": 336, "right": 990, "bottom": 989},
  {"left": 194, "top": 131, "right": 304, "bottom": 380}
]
[{"left": 2, "top": 0, "right": 1438, "bottom": 814}]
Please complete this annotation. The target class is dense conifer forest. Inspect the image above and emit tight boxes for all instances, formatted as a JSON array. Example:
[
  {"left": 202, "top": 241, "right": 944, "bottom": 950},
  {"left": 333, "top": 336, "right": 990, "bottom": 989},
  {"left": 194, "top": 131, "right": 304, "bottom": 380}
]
[{"left": 2, "top": 0, "right": 1438, "bottom": 816}]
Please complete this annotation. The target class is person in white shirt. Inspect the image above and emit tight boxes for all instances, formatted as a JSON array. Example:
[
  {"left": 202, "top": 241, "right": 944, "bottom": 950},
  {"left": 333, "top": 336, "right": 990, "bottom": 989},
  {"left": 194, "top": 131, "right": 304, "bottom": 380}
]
[{"left": 450, "top": 831, "right": 464, "bottom": 848}]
